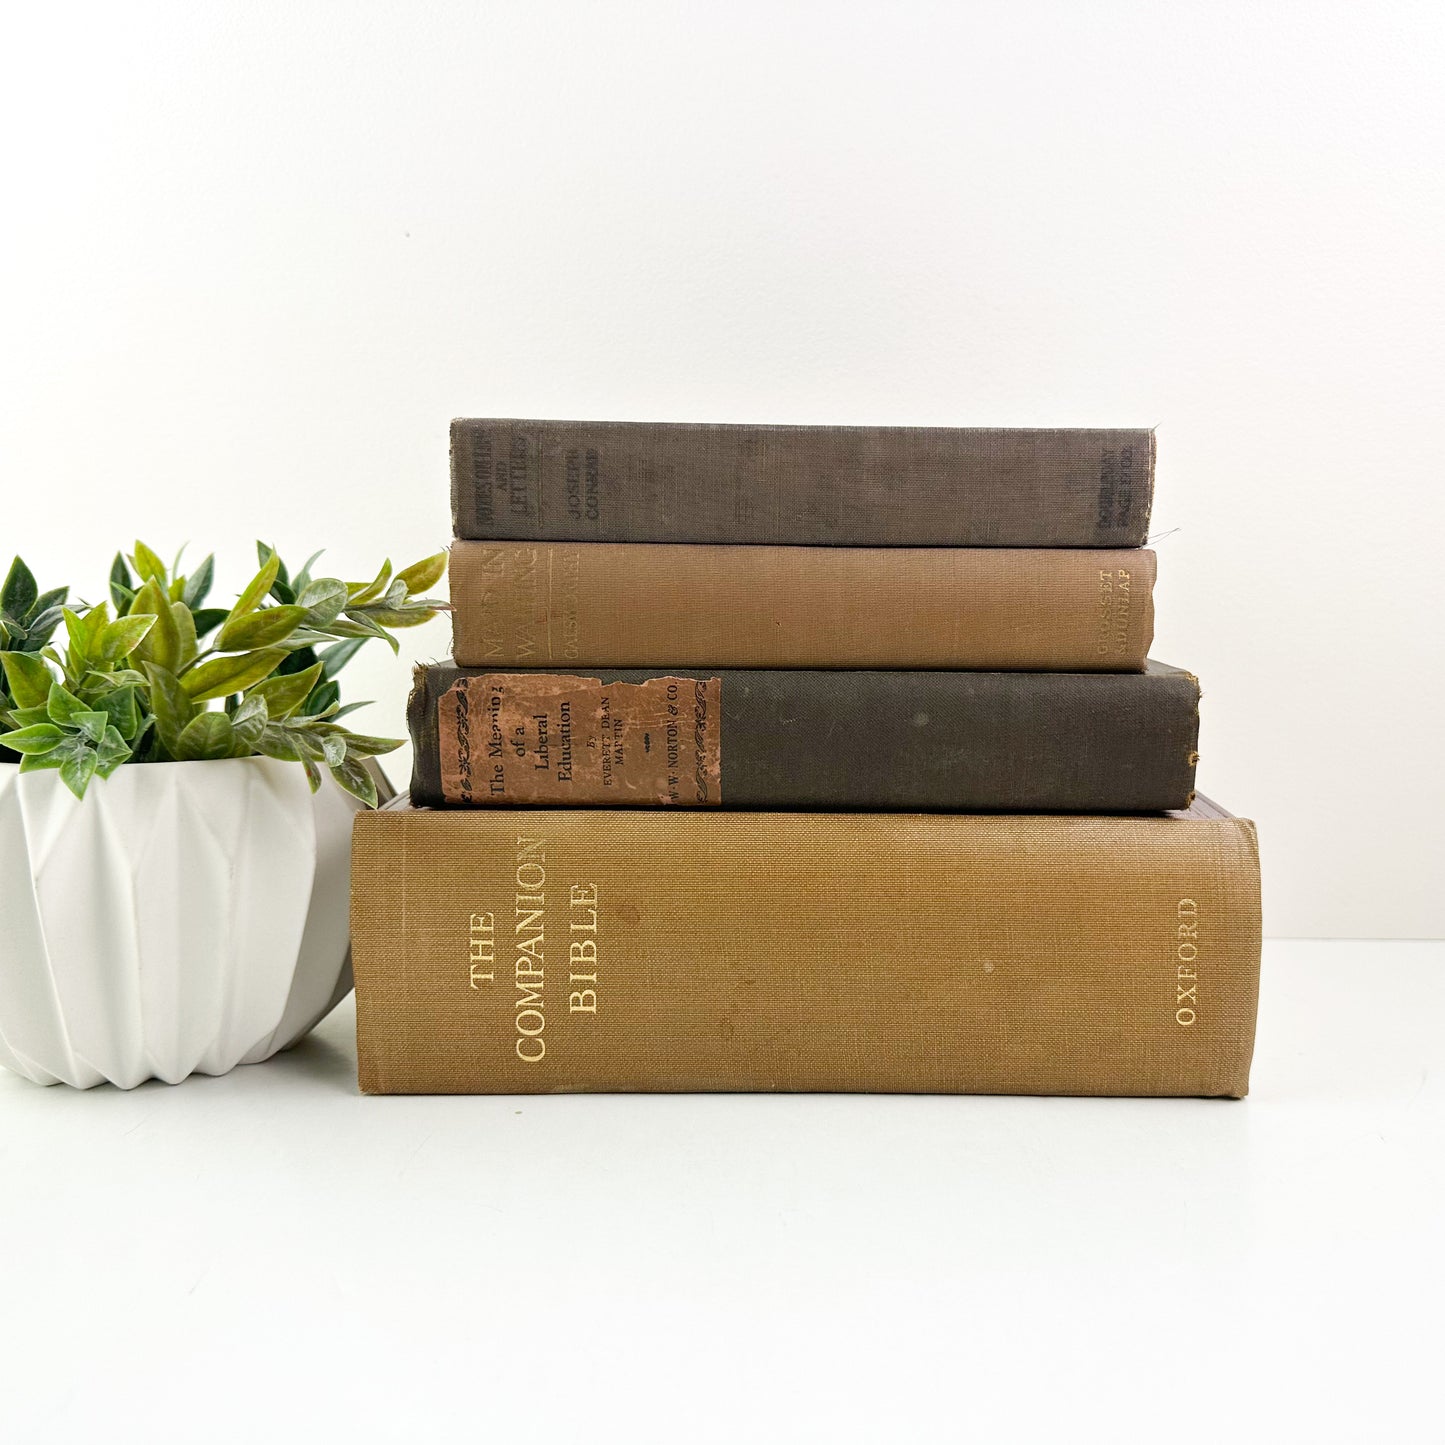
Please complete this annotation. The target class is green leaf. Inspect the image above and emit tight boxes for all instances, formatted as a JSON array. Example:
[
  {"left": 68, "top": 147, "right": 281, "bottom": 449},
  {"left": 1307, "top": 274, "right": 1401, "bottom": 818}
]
[
  {"left": 233, "top": 692, "right": 267, "bottom": 724},
  {"left": 248, "top": 662, "right": 322, "bottom": 722},
  {"left": 1, "top": 651, "right": 54, "bottom": 710},
  {"left": 46, "top": 684, "right": 109, "bottom": 742},
  {"left": 229, "top": 552, "right": 281, "bottom": 622},
  {"left": 230, "top": 693, "right": 268, "bottom": 750},
  {"left": 143, "top": 663, "right": 196, "bottom": 756},
  {"left": 257, "top": 541, "right": 290, "bottom": 590},
  {"left": 275, "top": 629, "right": 330, "bottom": 650},
  {"left": 62, "top": 604, "right": 109, "bottom": 669},
  {"left": 296, "top": 578, "right": 348, "bottom": 627},
  {"left": 180, "top": 647, "right": 288, "bottom": 702},
  {"left": 130, "top": 581, "right": 181, "bottom": 671},
  {"left": 1, "top": 557, "right": 38, "bottom": 620},
  {"left": 216, "top": 604, "right": 307, "bottom": 652},
  {"left": 190, "top": 607, "right": 229, "bottom": 639},
  {"left": 361, "top": 603, "right": 442, "bottom": 629},
  {"left": 79, "top": 710, "right": 110, "bottom": 744},
  {"left": 175, "top": 711, "right": 239, "bottom": 762},
  {"left": 326, "top": 731, "right": 402, "bottom": 758},
  {"left": 28, "top": 586, "right": 69, "bottom": 624},
  {"left": 181, "top": 554, "right": 215, "bottom": 608},
  {"left": 128, "top": 714, "right": 156, "bottom": 757},
  {"left": 259, "top": 545, "right": 295, "bottom": 604},
  {"left": 59, "top": 748, "right": 98, "bottom": 800},
  {"left": 324, "top": 614, "right": 398, "bottom": 651},
  {"left": 172, "top": 601, "right": 199, "bottom": 668},
  {"left": 292, "top": 550, "right": 325, "bottom": 595},
  {"left": 316, "top": 638, "right": 365, "bottom": 677},
  {"left": 302, "top": 678, "right": 340, "bottom": 716},
  {"left": 99, "top": 613, "right": 156, "bottom": 662},
  {"left": 19, "top": 605, "right": 67, "bottom": 650},
  {"left": 132, "top": 541, "right": 169, "bottom": 587},
  {"left": 328, "top": 753, "right": 379, "bottom": 807},
  {"left": 396, "top": 551, "right": 448, "bottom": 596},
  {"left": 93, "top": 726, "right": 133, "bottom": 779},
  {"left": 18, "top": 750, "right": 64, "bottom": 774},
  {"left": 274, "top": 642, "right": 319, "bottom": 673},
  {"left": 102, "top": 668, "right": 149, "bottom": 690},
  {"left": 0, "top": 722, "right": 66, "bottom": 754},
  {"left": 255, "top": 723, "right": 335, "bottom": 787},
  {"left": 254, "top": 725, "right": 305, "bottom": 763},
  {"left": 85, "top": 603, "right": 111, "bottom": 651},
  {"left": 95, "top": 684, "right": 141, "bottom": 739},
  {"left": 109, "top": 553, "right": 135, "bottom": 612},
  {"left": 346, "top": 559, "right": 392, "bottom": 606},
  {"left": 280, "top": 723, "right": 327, "bottom": 760},
  {"left": 45, "top": 682, "right": 83, "bottom": 723}
]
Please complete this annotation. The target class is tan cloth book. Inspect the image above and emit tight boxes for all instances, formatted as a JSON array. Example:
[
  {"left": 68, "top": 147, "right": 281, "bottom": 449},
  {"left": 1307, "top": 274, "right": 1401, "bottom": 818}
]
[
  {"left": 448, "top": 542, "right": 1156, "bottom": 671},
  {"left": 352, "top": 798, "right": 1260, "bottom": 1097}
]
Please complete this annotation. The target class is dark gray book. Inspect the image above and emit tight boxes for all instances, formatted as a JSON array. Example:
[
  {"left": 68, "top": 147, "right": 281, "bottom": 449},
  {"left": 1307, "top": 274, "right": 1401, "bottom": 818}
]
[
  {"left": 451, "top": 419, "right": 1155, "bottom": 546},
  {"left": 408, "top": 661, "right": 1199, "bottom": 813}
]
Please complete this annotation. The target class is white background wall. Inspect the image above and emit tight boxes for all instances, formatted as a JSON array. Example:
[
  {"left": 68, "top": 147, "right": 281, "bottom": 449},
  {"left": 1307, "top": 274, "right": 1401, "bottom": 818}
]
[{"left": 2, "top": 1, "right": 1440, "bottom": 938}]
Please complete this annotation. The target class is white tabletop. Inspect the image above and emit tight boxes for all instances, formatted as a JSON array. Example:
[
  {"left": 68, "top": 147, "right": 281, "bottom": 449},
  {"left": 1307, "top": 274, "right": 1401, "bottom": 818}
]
[{"left": 3, "top": 938, "right": 1441, "bottom": 1444}]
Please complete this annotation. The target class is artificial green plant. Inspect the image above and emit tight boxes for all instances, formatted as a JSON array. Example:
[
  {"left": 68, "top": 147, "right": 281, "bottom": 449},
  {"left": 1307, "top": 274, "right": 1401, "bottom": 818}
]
[
  {"left": 0, "top": 557, "right": 70, "bottom": 765},
  {"left": 0, "top": 542, "right": 446, "bottom": 805}
]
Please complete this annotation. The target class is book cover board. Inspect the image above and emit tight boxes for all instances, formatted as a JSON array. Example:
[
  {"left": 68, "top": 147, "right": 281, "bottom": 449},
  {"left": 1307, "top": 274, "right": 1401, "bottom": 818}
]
[
  {"left": 408, "top": 661, "right": 1201, "bottom": 813},
  {"left": 451, "top": 419, "right": 1155, "bottom": 547},
  {"left": 352, "top": 799, "right": 1261, "bottom": 1098},
  {"left": 448, "top": 542, "right": 1156, "bottom": 671}
]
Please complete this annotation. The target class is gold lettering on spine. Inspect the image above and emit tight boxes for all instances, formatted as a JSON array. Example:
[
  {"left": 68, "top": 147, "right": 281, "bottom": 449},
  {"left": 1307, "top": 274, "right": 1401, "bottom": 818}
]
[
  {"left": 513, "top": 837, "right": 547, "bottom": 1061},
  {"left": 1175, "top": 899, "right": 1199, "bottom": 1026},
  {"left": 569, "top": 883, "right": 599, "bottom": 1014},
  {"left": 1095, "top": 567, "right": 1134, "bottom": 658},
  {"left": 471, "top": 547, "right": 509, "bottom": 661},
  {"left": 468, "top": 912, "right": 495, "bottom": 987},
  {"left": 467, "top": 860, "right": 598, "bottom": 1063}
]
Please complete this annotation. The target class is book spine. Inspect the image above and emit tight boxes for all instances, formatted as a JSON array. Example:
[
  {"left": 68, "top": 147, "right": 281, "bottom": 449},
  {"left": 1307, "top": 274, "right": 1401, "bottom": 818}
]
[
  {"left": 408, "top": 665, "right": 1201, "bottom": 812},
  {"left": 351, "top": 808, "right": 1262, "bottom": 1097},
  {"left": 451, "top": 420, "right": 1155, "bottom": 547},
  {"left": 447, "top": 542, "right": 1155, "bottom": 671}
]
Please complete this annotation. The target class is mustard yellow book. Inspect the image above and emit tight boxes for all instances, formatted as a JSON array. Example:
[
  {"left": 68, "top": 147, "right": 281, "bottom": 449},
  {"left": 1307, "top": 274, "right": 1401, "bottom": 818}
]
[{"left": 351, "top": 798, "right": 1260, "bottom": 1098}]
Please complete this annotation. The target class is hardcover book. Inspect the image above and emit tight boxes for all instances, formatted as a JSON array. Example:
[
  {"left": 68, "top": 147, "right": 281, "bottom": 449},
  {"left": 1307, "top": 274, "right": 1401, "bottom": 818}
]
[
  {"left": 451, "top": 419, "right": 1155, "bottom": 547},
  {"left": 448, "top": 542, "right": 1156, "bottom": 671},
  {"left": 351, "top": 798, "right": 1261, "bottom": 1097},
  {"left": 408, "top": 661, "right": 1201, "bottom": 813}
]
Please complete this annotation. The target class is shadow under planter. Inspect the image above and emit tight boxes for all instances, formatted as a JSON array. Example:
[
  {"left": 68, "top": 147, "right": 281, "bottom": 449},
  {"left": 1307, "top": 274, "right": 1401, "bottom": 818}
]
[{"left": 0, "top": 756, "right": 360, "bottom": 1088}]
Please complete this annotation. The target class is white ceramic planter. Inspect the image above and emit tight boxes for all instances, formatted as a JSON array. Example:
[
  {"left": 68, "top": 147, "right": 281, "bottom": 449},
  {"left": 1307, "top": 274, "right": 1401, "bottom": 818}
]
[{"left": 0, "top": 756, "right": 361, "bottom": 1088}]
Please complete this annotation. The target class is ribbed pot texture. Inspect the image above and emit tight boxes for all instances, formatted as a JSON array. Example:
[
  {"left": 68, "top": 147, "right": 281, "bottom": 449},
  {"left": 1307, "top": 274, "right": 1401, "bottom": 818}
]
[{"left": 0, "top": 757, "right": 359, "bottom": 1088}]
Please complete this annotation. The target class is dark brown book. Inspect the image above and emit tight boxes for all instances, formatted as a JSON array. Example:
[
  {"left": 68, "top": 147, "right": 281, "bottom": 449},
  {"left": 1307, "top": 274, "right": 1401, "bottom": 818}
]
[
  {"left": 407, "top": 661, "right": 1200, "bottom": 813},
  {"left": 451, "top": 419, "right": 1155, "bottom": 547},
  {"left": 352, "top": 797, "right": 1261, "bottom": 1097},
  {"left": 448, "top": 542, "right": 1156, "bottom": 671}
]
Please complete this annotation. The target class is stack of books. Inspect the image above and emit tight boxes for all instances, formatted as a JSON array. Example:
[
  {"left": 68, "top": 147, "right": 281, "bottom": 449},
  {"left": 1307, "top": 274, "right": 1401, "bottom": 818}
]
[{"left": 352, "top": 421, "right": 1261, "bottom": 1097}]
